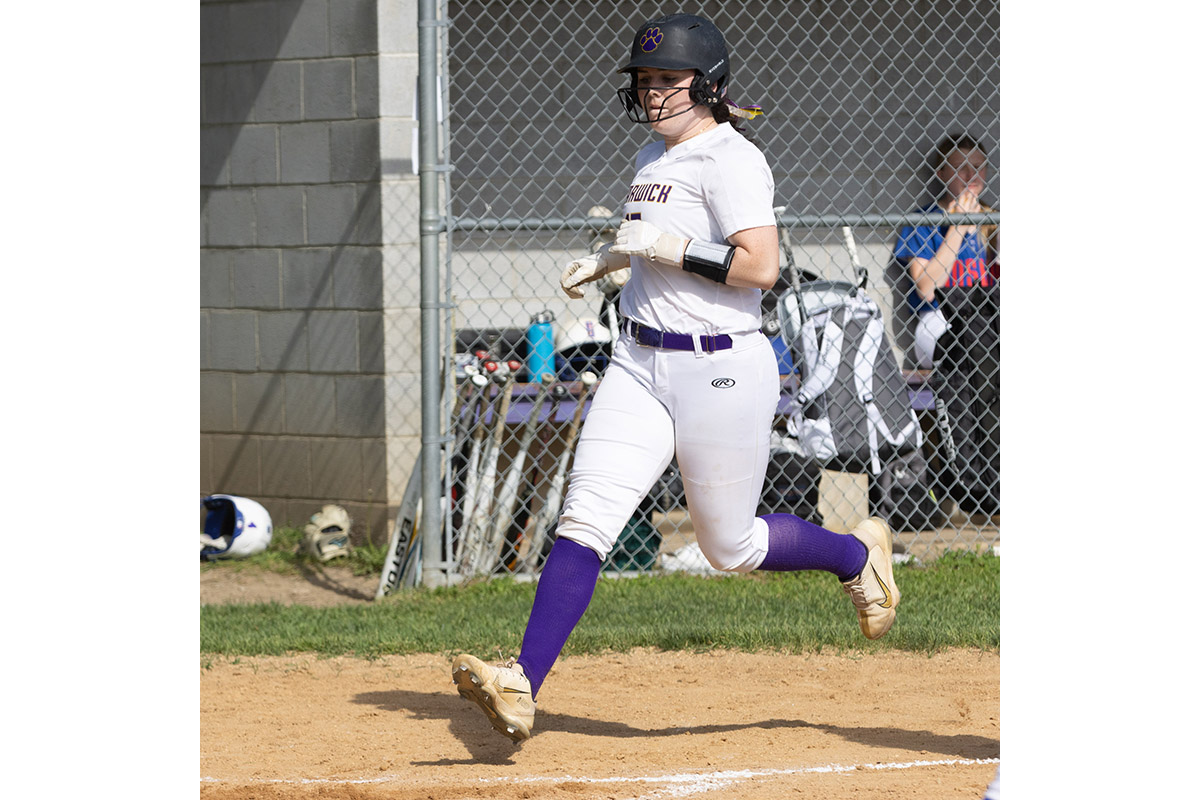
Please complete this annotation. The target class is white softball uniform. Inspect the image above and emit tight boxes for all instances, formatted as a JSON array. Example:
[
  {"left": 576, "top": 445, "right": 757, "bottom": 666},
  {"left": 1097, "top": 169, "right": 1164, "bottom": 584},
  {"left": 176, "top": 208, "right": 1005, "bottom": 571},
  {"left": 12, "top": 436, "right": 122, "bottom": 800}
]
[{"left": 557, "top": 122, "right": 782, "bottom": 571}]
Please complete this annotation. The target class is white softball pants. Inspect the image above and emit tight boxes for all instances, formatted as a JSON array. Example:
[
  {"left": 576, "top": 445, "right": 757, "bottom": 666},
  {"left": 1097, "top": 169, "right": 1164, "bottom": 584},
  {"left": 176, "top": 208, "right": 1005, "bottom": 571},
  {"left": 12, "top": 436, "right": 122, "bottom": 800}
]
[{"left": 557, "top": 330, "right": 781, "bottom": 572}]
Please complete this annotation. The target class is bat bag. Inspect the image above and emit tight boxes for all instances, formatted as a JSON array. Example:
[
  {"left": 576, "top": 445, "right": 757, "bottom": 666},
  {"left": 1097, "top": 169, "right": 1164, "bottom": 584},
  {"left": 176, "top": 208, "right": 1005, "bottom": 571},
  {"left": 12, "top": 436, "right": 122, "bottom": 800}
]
[{"left": 775, "top": 281, "right": 940, "bottom": 531}]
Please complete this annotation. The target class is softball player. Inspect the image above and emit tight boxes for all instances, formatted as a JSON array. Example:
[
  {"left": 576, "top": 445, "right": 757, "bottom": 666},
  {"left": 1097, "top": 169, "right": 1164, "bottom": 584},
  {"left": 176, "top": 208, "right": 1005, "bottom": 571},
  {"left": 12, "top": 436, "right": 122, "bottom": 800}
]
[{"left": 453, "top": 13, "right": 900, "bottom": 743}]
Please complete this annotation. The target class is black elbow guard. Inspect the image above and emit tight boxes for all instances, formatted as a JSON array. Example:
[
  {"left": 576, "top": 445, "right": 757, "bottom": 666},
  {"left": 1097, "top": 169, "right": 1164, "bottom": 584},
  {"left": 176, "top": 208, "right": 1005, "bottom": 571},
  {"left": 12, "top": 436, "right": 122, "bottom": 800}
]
[{"left": 681, "top": 240, "right": 734, "bottom": 284}]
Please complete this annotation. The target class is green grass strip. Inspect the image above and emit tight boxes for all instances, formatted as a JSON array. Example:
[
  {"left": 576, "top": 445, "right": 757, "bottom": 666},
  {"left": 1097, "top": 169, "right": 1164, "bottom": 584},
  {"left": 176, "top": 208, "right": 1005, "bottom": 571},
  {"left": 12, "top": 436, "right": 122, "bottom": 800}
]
[{"left": 201, "top": 551, "right": 997, "bottom": 659}]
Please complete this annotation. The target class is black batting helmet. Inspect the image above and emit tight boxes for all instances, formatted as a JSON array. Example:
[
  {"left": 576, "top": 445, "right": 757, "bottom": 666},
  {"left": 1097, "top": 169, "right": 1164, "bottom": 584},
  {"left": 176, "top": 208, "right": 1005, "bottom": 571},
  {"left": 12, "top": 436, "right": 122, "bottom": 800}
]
[{"left": 617, "top": 14, "right": 731, "bottom": 123}]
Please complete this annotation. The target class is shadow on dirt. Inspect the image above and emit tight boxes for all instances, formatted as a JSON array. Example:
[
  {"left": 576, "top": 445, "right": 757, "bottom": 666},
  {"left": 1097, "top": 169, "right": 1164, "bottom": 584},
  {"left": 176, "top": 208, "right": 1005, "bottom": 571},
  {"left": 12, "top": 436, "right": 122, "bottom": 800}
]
[
  {"left": 296, "top": 562, "right": 374, "bottom": 602},
  {"left": 354, "top": 687, "right": 999, "bottom": 766}
]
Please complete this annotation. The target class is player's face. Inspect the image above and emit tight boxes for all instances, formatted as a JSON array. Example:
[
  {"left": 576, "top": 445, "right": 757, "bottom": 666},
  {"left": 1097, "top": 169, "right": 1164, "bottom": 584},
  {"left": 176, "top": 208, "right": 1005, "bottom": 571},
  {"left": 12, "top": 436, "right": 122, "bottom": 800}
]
[
  {"left": 938, "top": 148, "right": 987, "bottom": 199},
  {"left": 635, "top": 68, "right": 698, "bottom": 123}
]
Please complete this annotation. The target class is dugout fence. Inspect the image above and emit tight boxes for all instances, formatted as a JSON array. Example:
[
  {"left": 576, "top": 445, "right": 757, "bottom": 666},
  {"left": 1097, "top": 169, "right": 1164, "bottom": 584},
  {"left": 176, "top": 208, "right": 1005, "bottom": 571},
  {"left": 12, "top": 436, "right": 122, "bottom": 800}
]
[{"left": 414, "top": 0, "right": 1000, "bottom": 584}]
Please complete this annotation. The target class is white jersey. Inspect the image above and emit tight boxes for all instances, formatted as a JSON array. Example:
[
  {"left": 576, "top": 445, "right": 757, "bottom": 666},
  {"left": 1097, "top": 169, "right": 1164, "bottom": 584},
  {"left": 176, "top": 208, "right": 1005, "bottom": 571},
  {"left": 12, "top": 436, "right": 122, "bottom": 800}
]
[{"left": 618, "top": 122, "right": 777, "bottom": 335}]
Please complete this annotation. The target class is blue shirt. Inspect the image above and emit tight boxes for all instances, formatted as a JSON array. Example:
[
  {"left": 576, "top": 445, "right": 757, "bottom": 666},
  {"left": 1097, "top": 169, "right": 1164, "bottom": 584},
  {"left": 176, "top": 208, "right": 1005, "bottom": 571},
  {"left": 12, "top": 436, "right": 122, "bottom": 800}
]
[{"left": 894, "top": 203, "right": 994, "bottom": 309}]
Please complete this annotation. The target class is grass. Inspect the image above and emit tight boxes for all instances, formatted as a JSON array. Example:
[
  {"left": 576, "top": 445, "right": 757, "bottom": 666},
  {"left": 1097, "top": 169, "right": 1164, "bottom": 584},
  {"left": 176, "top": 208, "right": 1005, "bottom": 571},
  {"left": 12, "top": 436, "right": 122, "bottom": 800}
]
[
  {"left": 200, "top": 524, "right": 388, "bottom": 578},
  {"left": 200, "top": 550, "right": 998, "bottom": 660}
]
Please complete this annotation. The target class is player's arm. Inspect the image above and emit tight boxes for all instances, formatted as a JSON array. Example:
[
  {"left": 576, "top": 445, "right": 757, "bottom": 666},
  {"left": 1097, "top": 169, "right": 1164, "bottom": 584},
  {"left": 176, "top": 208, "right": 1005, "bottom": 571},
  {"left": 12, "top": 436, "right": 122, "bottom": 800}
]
[
  {"left": 609, "top": 220, "right": 779, "bottom": 290},
  {"left": 723, "top": 225, "right": 779, "bottom": 289},
  {"left": 910, "top": 192, "right": 983, "bottom": 302}
]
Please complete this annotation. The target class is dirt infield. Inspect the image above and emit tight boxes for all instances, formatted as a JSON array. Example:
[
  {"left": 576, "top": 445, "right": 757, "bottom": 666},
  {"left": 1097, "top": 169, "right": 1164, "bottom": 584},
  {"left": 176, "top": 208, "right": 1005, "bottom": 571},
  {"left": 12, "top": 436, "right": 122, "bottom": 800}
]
[{"left": 200, "top": 568, "right": 999, "bottom": 799}]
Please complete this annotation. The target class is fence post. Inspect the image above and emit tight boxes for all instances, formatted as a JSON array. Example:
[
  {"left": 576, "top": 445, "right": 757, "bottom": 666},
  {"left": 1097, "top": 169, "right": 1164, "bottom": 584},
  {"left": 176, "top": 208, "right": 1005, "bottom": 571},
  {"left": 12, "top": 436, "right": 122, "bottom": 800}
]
[{"left": 418, "top": 0, "right": 445, "bottom": 586}]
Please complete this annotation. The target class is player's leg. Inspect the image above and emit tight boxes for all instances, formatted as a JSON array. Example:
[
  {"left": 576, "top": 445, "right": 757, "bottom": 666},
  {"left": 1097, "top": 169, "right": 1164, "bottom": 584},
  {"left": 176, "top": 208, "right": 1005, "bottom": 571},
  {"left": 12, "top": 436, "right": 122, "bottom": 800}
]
[
  {"left": 669, "top": 335, "right": 899, "bottom": 638},
  {"left": 515, "top": 347, "right": 675, "bottom": 698},
  {"left": 454, "top": 345, "right": 676, "bottom": 741}
]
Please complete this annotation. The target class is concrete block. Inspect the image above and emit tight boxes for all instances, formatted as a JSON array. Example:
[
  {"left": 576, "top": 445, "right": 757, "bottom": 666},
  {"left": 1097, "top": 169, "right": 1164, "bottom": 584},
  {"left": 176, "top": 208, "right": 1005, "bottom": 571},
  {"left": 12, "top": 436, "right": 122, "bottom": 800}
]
[
  {"left": 383, "top": 311, "right": 421, "bottom": 385},
  {"left": 259, "top": 437, "right": 312, "bottom": 497},
  {"left": 311, "top": 438, "right": 364, "bottom": 501},
  {"left": 284, "top": 373, "right": 338, "bottom": 435},
  {"left": 378, "top": 54, "right": 417, "bottom": 118},
  {"left": 280, "top": 499, "right": 318, "bottom": 529},
  {"left": 379, "top": 0, "right": 418, "bottom": 53},
  {"left": 304, "top": 183, "right": 357, "bottom": 244},
  {"left": 330, "top": 119, "right": 379, "bottom": 182},
  {"left": 282, "top": 247, "right": 335, "bottom": 308},
  {"left": 384, "top": 372, "right": 422, "bottom": 438},
  {"left": 330, "top": 0, "right": 378, "bottom": 56},
  {"left": 201, "top": 371, "right": 236, "bottom": 431},
  {"left": 381, "top": 244, "right": 420, "bottom": 308},
  {"left": 280, "top": 122, "right": 331, "bottom": 183},
  {"left": 209, "top": 434, "right": 262, "bottom": 496},
  {"left": 304, "top": 59, "right": 355, "bottom": 120},
  {"left": 254, "top": 185, "right": 306, "bottom": 247},
  {"left": 354, "top": 56, "right": 379, "bottom": 118},
  {"left": 361, "top": 435, "right": 388, "bottom": 510},
  {"left": 204, "top": 188, "right": 256, "bottom": 247},
  {"left": 207, "top": 310, "right": 258, "bottom": 371},
  {"left": 331, "top": 246, "right": 383, "bottom": 309},
  {"left": 230, "top": 248, "right": 282, "bottom": 308},
  {"left": 358, "top": 311, "right": 385, "bottom": 374},
  {"left": 200, "top": 249, "right": 232, "bottom": 308},
  {"left": 255, "top": 61, "right": 303, "bottom": 122},
  {"left": 200, "top": 311, "right": 211, "bottom": 369},
  {"left": 201, "top": 63, "right": 258, "bottom": 125},
  {"left": 335, "top": 375, "right": 386, "bottom": 436},
  {"left": 229, "top": 125, "right": 279, "bottom": 185},
  {"left": 227, "top": 0, "right": 281, "bottom": 62},
  {"left": 200, "top": 434, "right": 213, "bottom": 493},
  {"left": 293, "top": 182, "right": 373, "bottom": 250},
  {"left": 200, "top": 124, "right": 234, "bottom": 187},
  {"left": 342, "top": 499, "right": 389, "bottom": 548},
  {"left": 354, "top": 184, "right": 382, "bottom": 245},
  {"left": 234, "top": 372, "right": 286, "bottom": 434},
  {"left": 307, "top": 310, "right": 359, "bottom": 372},
  {"left": 277, "top": 0, "right": 329, "bottom": 59},
  {"left": 378, "top": 119, "right": 414, "bottom": 178},
  {"left": 200, "top": 2, "right": 229, "bottom": 64},
  {"left": 258, "top": 310, "right": 309, "bottom": 371},
  {"left": 385, "top": 433, "right": 420, "bottom": 501}
]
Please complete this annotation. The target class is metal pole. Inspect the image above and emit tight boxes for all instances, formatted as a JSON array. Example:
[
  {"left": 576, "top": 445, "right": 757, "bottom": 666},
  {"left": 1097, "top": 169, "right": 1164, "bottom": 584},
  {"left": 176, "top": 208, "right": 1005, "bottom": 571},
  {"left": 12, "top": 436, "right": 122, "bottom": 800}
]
[
  {"left": 443, "top": 212, "right": 999, "bottom": 233},
  {"left": 418, "top": 0, "right": 445, "bottom": 587}
]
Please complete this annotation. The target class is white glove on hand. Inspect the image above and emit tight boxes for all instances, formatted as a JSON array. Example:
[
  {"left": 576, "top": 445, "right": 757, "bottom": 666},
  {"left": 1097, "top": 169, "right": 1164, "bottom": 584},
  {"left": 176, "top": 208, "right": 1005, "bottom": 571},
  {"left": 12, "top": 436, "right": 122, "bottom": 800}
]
[
  {"left": 559, "top": 243, "right": 630, "bottom": 299},
  {"left": 609, "top": 219, "right": 687, "bottom": 267}
]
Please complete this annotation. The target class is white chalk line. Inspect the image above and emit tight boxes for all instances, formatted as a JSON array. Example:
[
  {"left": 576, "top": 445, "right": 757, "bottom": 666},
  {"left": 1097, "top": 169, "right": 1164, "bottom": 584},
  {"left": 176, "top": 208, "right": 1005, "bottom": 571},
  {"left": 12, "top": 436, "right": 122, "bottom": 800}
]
[
  {"left": 481, "top": 758, "right": 999, "bottom": 799},
  {"left": 201, "top": 756, "right": 999, "bottom": 797}
]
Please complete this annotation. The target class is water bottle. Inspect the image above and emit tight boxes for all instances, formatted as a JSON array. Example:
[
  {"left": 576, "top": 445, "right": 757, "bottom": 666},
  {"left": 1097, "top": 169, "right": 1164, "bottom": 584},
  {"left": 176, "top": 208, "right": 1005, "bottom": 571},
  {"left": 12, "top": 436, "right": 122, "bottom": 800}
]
[{"left": 526, "top": 310, "right": 556, "bottom": 382}]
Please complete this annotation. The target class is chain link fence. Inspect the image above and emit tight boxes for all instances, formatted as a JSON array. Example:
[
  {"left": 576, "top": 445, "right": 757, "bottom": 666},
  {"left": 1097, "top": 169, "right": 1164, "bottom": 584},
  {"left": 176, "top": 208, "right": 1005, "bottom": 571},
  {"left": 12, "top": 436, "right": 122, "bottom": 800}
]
[{"left": 425, "top": 0, "right": 999, "bottom": 581}]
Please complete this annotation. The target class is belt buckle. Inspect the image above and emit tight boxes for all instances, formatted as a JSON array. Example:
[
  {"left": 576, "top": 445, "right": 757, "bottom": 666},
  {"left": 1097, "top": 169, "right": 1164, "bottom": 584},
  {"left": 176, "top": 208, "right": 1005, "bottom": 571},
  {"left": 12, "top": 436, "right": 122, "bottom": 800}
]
[{"left": 631, "top": 321, "right": 656, "bottom": 348}]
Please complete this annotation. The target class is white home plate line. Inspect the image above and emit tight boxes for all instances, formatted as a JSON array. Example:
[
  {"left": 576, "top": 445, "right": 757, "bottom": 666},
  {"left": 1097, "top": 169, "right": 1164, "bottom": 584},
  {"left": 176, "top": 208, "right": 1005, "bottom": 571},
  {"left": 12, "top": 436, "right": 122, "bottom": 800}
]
[
  {"left": 200, "top": 756, "right": 1000, "bottom": 795},
  {"left": 479, "top": 758, "right": 1001, "bottom": 799}
]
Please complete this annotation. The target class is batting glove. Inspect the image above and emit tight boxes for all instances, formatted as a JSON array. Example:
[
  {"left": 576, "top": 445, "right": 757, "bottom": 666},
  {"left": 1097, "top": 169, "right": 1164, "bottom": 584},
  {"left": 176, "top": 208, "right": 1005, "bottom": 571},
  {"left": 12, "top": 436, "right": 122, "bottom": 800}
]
[
  {"left": 559, "top": 243, "right": 630, "bottom": 299},
  {"left": 609, "top": 219, "right": 687, "bottom": 267}
]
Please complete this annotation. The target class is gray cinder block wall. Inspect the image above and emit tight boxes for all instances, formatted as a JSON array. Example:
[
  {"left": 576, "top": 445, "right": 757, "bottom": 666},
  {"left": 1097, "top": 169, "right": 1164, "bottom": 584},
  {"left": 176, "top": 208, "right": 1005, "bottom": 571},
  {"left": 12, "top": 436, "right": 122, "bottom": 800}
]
[{"left": 201, "top": 0, "right": 419, "bottom": 543}]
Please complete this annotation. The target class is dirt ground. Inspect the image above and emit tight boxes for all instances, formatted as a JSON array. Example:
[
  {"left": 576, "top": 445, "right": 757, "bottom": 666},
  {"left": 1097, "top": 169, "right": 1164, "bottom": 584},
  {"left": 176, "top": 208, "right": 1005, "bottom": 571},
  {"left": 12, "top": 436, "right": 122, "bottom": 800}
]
[{"left": 200, "top": 566, "right": 1000, "bottom": 799}]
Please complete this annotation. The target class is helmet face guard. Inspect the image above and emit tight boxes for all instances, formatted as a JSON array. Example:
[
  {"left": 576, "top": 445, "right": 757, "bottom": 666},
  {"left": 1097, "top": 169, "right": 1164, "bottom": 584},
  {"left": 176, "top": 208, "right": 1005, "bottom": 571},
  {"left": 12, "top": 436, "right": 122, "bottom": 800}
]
[{"left": 617, "top": 14, "right": 730, "bottom": 124}]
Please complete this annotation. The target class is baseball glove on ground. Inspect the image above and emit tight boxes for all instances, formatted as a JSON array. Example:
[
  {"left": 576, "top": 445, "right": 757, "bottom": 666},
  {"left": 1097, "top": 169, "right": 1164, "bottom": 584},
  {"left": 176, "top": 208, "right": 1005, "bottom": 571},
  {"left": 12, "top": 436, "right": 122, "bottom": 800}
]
[{"left": 303, "top": 504, "right": 352, "bottom": 562}]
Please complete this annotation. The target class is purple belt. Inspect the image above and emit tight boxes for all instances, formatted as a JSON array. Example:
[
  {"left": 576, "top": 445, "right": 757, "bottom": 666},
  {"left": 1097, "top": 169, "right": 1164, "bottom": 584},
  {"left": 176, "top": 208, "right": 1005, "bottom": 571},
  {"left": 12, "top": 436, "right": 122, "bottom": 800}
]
[{"left": 624, "top": 319, "right": 733, "bottom": 353}]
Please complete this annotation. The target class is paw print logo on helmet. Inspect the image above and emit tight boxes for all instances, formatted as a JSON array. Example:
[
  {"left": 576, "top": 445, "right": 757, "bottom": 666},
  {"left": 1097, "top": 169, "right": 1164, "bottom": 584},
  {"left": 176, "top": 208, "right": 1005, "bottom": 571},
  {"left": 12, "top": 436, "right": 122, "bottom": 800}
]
[{"left": 639, "top": 27, "right": 663, "bottom": 52}]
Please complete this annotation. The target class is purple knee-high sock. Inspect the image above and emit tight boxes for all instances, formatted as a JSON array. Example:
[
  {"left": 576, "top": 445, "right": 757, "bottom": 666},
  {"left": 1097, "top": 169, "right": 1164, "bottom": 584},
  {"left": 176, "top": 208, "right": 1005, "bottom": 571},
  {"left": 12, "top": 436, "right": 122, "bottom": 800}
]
[
  {"left": 756, "top": 513, "right": 868, "bottom": 581},
  {"left": 516, "top": 537, "right": 602, "bottom": 699}
]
